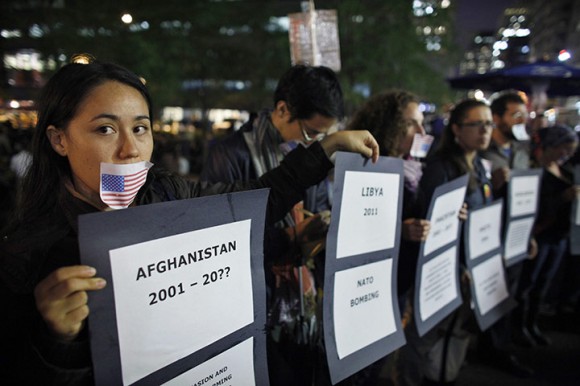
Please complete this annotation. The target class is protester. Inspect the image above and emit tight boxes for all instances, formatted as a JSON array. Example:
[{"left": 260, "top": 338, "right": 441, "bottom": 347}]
[
  {"left": 421, "top": 99, "right": 493, "bottom": 205},
  {"left": 201, "top": 64, "right": 344, "bottom": 386},
  {"left": 0, "top": 59, "right": 378, "bottom": 385},
  {"left": 476, "top": 91, "right": 535, "bottom": 376},
  {"left": 347, "top": 89, "right": 432, "bottom": 384},
  {"left": 397, "top": 99, "right": 493, "bottom": 386},
  {"left": 484, "top": 92, "right": 531, "bottom": 196},
  {"left": 348, "top": 89, "right": 431, "bottom": 309},
  {"left": 516, "top": 125, "right": 579, "bottom": 348},
  {"left": 549, "top": 136, "right": 580, "bottom": 316}
]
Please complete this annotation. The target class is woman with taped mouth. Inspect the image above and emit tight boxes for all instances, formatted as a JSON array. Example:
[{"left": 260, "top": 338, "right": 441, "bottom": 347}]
[
  {"left": 347, "top": 89, "right": 432, "bottom": 384},
  {"left": 0, "top": 57, "right": 379, "bottom": 385}
]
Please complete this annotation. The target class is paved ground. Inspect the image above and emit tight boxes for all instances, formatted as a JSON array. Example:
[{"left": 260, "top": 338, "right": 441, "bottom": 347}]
[
  {"left": 374, "top": 308, "right": 580, "bottom": 385},
  {"left": 456, "top": 309, "right": 580, "bottom": 386}
]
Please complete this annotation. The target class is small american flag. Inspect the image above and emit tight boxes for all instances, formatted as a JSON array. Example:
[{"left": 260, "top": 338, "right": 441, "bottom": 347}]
[{"left": 100, "top": 161, "right": 152, "bottom": 209}]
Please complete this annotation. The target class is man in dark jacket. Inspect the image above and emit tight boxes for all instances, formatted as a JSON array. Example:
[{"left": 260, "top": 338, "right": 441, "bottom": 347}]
[
  {"left": 201, "top": 64, "right": 343, "bottom": 386},
  {"left": 477, "top": 91, "right": 535, "bottom": 377}
]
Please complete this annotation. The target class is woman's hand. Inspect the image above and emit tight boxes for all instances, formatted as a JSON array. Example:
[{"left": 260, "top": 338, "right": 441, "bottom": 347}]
[
  {"left": 490, "top": 167, "right": 510, "bottom": 191},
  {"left": 562, "top": 185, "right": 580, "bottom": 202},
  {"left": 402, "top": 218, "right": 431, "bottom": 242},
  {"left": 458, "top": 203, "right": 468, "bottom": 222},
  {"left": 527, "top": 237, "right": 538, "bottom": 259},
  {"left": 461, "top": 268, "right": 472, "bottom": 284},
  {"left": 34, "top": 265, "right": 106, "bottom": 341},
  {"left": 320, "top": 130, "right": 379, "bottom": 163}
]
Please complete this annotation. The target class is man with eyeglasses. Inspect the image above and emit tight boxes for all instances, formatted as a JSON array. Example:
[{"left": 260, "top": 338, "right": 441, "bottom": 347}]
[
  {"left": 200, "top": 64, "right": 343, "bottom": 386},
  {"left": 477, "top": 91, "right": 535, "bottom": 377}
]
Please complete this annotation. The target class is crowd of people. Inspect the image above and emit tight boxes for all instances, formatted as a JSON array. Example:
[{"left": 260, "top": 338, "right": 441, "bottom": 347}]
[{"left": 0, "top": 58, "right": 579, "bottom": 386}]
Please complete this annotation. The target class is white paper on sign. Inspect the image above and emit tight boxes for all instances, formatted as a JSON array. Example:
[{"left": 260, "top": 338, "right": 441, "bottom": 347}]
[
  {"left": 333, "top": 259, "right": 396, "bottom": 359},
  {"left": 505, "top": 217, "right": 535, "bottom": 261},
  {"left": 336, "top": 171, "right": 399, "bottom": 258},
  {"left": 110, "top": 220, "right": 254, "bottom": 385},
  {"left": 471, "top": 254, "right": 509, "bottom": 315},
  {"left": 162, "top": 338, "right": 256, "bottom": 386},
  {"left": 468, "top": 203, "right": 502, "bottom": 261},
  {"left": 419, "top": 246, "right": 459, "bottom": 322},
  {"left": 423, "top": 187, "right": 466, "bottom": 256},
  {"left": 510, "top": 175, "right": 540, "bottom": 218}
]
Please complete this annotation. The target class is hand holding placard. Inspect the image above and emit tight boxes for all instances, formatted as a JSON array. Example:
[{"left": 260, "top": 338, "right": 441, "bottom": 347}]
[{"left": 34, "top": 265, "right": 106, "bottom": 340}]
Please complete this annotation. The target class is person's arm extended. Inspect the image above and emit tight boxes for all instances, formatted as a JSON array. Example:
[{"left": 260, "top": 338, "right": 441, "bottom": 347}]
[{"left": 196, "top": 130, "right": 379, "bottom": 223}]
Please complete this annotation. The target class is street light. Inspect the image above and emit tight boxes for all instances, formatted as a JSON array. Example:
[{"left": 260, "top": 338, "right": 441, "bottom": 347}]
[
  {"left": 558, "top": 49, "right": 571, "bottom": 62},
  {"left": 121, "top": 13, "right": 133, "bottom": 24},
  {"left": 71, "top": 53, "right": 94, "bottom": 64}
]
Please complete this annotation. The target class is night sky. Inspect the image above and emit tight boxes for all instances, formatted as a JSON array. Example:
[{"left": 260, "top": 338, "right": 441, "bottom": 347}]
[{"left": 455, "top": 0, "right": 518, "bottom": 49}]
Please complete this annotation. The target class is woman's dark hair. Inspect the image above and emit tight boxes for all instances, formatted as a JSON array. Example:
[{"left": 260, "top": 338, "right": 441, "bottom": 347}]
[
  {"left": 347, "top": 90, "right": 418, "bottom": 157},
  {"left": 273, "top": 64, "right": 344, "bottom": 121},
  {"left": 15, "top": 60, "right": 153, "bottom": 225},
  {"left": 531, "top": 124, "right": 579, "bottom": 163},
  {"left": 435, "top": 99, "right": 489, "bottom": 190},
  {"left": 532, "top": 125, "right": 578, "bottom": 150}
]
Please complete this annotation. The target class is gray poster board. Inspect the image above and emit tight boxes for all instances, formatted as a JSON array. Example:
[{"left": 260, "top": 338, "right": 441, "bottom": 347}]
[
  {"left": 413, "top": 174, "right": 468, "bottom": 337},
  {"left": 79, "top": 189, "right": 270, "bottom": 386},
  {"left": 503, "top": 169, "right": 543, "bottom": 267},
  {"left": 323, "top": 152, "right": 405, "bottom": 385},
  {"left": 464, "top": 199, "right": 517, "bottom": 331}
]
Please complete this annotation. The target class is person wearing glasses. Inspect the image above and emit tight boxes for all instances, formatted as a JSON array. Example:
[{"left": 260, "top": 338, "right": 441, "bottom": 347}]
[
  {"left": 400, "top": 99, "right": 494, "bottom": 386},
  {"left": 421, "top": 99, "right": 494, "bottom": 207},
  {"left": 200, "top": 64, "right": 343, "bottom": 386}
]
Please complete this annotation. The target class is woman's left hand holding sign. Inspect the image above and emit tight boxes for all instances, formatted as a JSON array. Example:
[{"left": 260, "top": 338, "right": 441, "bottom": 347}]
[{"left": 34, "top": 265, "right": 107, "bottom": 340}]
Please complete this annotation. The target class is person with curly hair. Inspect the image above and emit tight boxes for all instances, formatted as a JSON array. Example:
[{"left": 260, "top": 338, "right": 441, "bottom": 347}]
[
  {"left": 348, "top": 89, "right": 431, "bottom": 310},
  {"left": 348, "top": 90, "right": 432, "bottom": 384}
]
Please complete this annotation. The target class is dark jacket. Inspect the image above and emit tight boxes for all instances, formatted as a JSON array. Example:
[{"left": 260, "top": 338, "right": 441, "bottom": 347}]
[
  {"left": 419, "top": 154, "right": 493, "bottom": 268},
  {"left": 201, "top": 116, "right": 331, "bottom": 291},
  {"left": 479, "top": 139, "right": 530, "bottom": 199},
  {"left": 420, "top": 154, "right": 493, "bottom": 213},
  {"left": 397, "top": 184, "right": 427, "bottom": 301},
  {"left": 201, "top": 118, "right": 331, "bottom": 215},
  {"left": 0, "top": 142, "right": 333, "bottom": 385},
  {"left": 534, "top": 167, "right": 574, "bottom": 243}
]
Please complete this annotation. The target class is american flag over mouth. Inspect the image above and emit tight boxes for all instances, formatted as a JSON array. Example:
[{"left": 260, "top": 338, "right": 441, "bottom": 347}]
[
  {"left": 100, "top": 161, "right": 153, "bottom": 209},
  {"left": 410, "top": 133, "right": 434, "bottom": 159}
]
